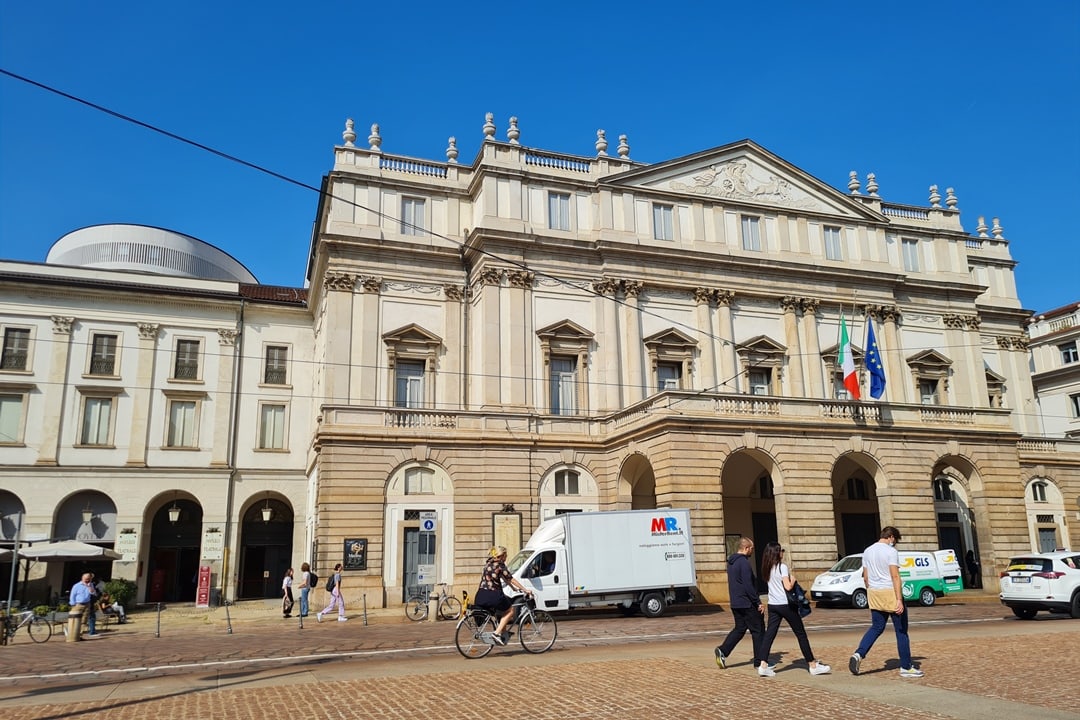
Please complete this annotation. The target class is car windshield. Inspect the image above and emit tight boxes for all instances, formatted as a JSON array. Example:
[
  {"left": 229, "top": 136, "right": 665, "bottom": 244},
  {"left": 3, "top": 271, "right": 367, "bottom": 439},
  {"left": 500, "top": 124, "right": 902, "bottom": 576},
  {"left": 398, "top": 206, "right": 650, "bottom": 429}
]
[
  {"left": 829, "top": 556, "right": 863, "bottom": 573},
  {"left": 506, "top": 550, "right": 533, "bottom": 574}
]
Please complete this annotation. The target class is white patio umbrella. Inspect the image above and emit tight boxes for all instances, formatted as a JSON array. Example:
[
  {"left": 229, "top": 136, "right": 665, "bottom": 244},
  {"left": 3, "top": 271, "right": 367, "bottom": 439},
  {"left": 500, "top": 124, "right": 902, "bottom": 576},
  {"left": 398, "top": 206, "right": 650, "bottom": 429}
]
[{"left": 18, "top": 540, "right": 122, "bottom": 561}]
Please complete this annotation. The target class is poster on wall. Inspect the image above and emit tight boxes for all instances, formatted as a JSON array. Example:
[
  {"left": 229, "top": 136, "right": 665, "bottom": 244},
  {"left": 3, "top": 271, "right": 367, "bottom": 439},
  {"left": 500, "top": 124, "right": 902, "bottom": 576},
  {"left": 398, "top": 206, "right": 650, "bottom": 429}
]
[
  {"left": 202, "top": 529, "right": 224, "bottom": 560},
  {"left": 116, "top": 531, "right": 139, "bottom": 562},
  {"left": 343, "top": 538, "right": 367, "bottom": 570},
  {"left": 492, "top": 512, "right": 522, "bottom": 558}
]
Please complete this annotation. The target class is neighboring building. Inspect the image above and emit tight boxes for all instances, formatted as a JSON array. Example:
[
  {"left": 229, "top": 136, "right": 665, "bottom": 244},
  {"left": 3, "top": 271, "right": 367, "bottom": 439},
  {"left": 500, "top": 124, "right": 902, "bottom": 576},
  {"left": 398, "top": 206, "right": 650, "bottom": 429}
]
[
  {"left": 3, "top": 122, "right": 1078, "bottom": 608},
  {"left": 1028, "top": 302, "right": 1080, "bottom": 439},
  {"left": 0, "top": 227, "right": 312, "bottom": 604},
  {"left": 304, "top": 117, "right": 1077, "bottom": 607}
]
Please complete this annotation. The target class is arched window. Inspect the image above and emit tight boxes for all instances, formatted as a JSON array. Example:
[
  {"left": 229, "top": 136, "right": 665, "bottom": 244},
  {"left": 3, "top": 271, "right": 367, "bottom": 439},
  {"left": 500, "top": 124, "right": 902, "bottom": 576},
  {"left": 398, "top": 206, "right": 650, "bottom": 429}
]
[{"left": 1031, "top": 481, "right": 1048, "bottom": 503}]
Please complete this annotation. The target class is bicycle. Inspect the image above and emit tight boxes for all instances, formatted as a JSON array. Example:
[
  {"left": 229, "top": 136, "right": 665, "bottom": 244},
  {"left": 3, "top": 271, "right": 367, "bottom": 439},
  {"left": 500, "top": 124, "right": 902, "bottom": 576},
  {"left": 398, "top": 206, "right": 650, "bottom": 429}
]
[
  {"left": 404, "top": 582, "right": 463, "bottom": 622},
  {"left": 454, "top": 593, "right": 557, "bottom": 658},
  {"left": 0, "top": 607, "right": 53, "bottom": 645}
]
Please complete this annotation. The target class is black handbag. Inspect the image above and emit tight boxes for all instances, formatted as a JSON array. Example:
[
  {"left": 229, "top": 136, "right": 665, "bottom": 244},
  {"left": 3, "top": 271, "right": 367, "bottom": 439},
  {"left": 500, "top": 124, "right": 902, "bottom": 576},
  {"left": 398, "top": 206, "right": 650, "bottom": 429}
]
[{"left": 786, "top": 581, "right": 812, "bottom": 618}]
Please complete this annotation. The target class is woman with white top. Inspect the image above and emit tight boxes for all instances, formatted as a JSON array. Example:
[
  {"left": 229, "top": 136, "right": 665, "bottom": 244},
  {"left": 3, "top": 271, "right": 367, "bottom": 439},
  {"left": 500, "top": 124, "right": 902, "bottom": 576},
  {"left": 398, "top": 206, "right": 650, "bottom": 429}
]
[{"left": 758, "top": 541, "right": 830, "bottom": 676}]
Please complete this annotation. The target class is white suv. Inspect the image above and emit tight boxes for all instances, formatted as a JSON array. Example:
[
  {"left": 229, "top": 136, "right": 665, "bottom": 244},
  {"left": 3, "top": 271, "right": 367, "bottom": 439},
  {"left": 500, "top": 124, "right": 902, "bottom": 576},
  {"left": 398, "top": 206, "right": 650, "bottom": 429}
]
[{"left": 999, "top": 551, "right": 1080, "bottom": 620}]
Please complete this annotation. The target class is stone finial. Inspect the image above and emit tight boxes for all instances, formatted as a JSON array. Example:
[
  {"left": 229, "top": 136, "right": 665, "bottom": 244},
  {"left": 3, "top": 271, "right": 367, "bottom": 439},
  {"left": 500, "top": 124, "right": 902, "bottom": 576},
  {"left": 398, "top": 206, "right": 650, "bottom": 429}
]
[
  {"left": 991, "top": 217, "right": 1004, "bottom": 239},
  {"left": 617, "top": 134, "right": 630, "bottom": 159},
  {"left": 507, "top": 116, "right": 520, "bottom": 144},
  {"left": 596, "top": 129, "right": 608, "bottom": 157},
  {"left": 342, "top": 118, "right": 357, "bottom": 147},
  {"left": 446, "top": 136, "right": 459, "bottom": 164},
  {"left": 929, "top": 184, "right": 941, "bottom": 208},
  {"left": 866, "top": 172, "right": 879, "bottom": 197},
  {"left": 483, "top": 112, "right": 496, "bottom": 140},
  {"left": 368, "top": 123, "right": 382, "bottom": 152},
  {"left": 945, "top": 187, "right": 958, "bottom": 210},
  {"left": 848, "top": 170, "right": 861, "bottom": 194},
  {"left": 976, "top": 216, "right": 989, "bottom": 238}
]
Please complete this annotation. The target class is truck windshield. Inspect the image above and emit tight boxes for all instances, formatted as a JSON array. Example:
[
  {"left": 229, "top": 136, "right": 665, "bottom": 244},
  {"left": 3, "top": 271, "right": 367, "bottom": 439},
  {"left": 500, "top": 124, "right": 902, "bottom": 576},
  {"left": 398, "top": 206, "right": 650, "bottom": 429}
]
[
  {"left": 507, "top": 550, "right": 533, "bottom": 574},
  {"left": 829, "top": 556, "right": 863, "bottom": 573}
]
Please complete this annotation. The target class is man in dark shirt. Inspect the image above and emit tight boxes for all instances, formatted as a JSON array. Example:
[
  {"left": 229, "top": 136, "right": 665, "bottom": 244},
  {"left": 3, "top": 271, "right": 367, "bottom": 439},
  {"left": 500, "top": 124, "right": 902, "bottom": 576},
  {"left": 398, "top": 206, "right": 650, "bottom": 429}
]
[{"left": 714, "top": 537, "right": 771, "bottom": 675}]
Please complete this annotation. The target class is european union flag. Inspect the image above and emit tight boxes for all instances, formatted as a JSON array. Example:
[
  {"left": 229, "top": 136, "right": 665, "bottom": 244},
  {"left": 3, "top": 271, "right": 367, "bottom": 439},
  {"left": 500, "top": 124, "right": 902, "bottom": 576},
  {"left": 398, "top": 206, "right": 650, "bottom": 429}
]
[{"left": 866, "top": 318, "right": 886, "bottom": 399}]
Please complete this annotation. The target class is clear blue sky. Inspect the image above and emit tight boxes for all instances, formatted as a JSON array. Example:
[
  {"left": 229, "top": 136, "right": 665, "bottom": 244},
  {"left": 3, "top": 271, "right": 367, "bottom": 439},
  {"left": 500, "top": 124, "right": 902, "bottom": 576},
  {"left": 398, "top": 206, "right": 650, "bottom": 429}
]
[{"left": 1, "top": 2, "right": 1077, "bottom": 314}]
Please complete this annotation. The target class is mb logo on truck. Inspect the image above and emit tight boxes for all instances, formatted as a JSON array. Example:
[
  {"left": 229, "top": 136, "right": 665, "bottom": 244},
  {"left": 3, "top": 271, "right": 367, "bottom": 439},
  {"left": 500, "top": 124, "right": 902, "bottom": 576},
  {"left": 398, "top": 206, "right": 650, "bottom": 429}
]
[{"left": 650, "top": 516, "right": 683, "bottom": 535}]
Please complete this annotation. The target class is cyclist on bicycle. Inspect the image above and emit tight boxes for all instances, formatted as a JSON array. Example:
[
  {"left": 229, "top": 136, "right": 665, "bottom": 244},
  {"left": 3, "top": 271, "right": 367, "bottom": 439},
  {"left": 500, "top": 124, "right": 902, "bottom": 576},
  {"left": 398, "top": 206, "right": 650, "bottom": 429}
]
[{"left": 475, "top": 545, "right": 532, "bottom": 646}]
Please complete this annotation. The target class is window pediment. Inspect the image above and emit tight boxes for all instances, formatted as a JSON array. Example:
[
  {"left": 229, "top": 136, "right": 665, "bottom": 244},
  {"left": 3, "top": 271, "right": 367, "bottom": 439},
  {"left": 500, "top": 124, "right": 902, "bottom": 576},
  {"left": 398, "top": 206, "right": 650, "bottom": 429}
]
[
  {"left": 536, "top": 319, "right": 594, "bottom": 342},
  {"left": 643, "top": 327, "right": 697, "bottom": 350},
  {"left": 906, "top": 349, "right": 952, "bottom": 372},
  {"left": 737, "top": 335, "right": 786, "bottom": 365},
  {"left": 537, "top": 319, "right": 594, "bottom": 367},
  {"left": 383, "top": 323, "right": 442, "bottom": 369}
]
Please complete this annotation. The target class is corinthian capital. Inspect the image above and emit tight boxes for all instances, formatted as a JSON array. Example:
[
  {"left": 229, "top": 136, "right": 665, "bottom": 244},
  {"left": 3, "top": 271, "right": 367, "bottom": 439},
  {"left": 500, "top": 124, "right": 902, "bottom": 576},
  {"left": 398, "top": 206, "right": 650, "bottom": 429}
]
[
  {"left": 360, "top": 276, "right": 382, "bottom": 293},
  {"left": 592, "top": 278, "right": 618, "bottom": 296},
  {"left": 693, "top": 287, "right": 713, "bottom": 305},
  {"left": 779, "top": 296, "right": 799, "bottom": 313},
  {"left": 324, "top": 272, "right": 357, "bottom": 292},
  {"left": 478, "top": 267, "right": 504, "bottom": 286},
  {"left": 714, "top": 289, "right": 735, "bottom": 306},
  {"left": 622, "top": 280, "right": 643, "bottom": 298},
  {"left": 507, "top": 270, "right": 535, "bottom": 289},
  {"left": 51, "top": 316, "right": 75, "bottom": 334}
]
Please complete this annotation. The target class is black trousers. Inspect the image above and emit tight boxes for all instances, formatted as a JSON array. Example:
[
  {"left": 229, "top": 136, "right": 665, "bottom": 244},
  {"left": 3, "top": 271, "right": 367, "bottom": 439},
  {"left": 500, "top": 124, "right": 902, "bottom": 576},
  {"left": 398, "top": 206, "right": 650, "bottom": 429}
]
[
  {"left": 761, "top": 603, "right": 815, "bottom": 665},
  {"left": 718, "top": 606, "right": 765, "bottom": 665}
]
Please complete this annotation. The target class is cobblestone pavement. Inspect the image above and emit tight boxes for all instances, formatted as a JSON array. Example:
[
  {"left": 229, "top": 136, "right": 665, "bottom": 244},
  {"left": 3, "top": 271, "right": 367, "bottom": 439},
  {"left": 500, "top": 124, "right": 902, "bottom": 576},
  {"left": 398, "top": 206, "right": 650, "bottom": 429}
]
[{"left": 0, "top": 593, "right": 1077, "bottom": 719}]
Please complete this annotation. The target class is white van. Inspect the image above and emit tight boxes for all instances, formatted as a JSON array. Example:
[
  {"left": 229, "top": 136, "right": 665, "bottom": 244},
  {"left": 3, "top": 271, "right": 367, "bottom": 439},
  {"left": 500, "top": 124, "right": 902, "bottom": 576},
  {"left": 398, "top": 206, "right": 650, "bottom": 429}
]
[{"left": 809, "top": 550, "right": 964, "bottom": 608}]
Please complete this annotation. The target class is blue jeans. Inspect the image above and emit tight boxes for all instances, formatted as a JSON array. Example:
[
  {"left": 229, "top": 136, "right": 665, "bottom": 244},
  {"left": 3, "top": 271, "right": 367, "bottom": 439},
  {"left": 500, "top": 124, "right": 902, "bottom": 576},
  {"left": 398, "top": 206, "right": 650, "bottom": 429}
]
[
  {"left": 856, "top": 608, "right": 912, "bottom": 669},
  {"left": 300, "top": 587, "right": 310, "bottom": 617}
]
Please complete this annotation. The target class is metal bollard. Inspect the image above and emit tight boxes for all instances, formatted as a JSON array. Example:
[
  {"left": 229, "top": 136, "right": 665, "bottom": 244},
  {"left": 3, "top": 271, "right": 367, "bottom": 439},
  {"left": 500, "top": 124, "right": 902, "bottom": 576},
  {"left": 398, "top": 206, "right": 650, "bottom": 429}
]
[
  {"left": 155, "top": 602, "right": 162, "bottom": 638},
  {"left": 362, "top": 593, "right": 368, "bottom": 626},
  {"left": 224, "top": 599, "right": 233, "bottom": 634},
  {"left": 66, "top": 607, "right": 83, "bottom": 643}
]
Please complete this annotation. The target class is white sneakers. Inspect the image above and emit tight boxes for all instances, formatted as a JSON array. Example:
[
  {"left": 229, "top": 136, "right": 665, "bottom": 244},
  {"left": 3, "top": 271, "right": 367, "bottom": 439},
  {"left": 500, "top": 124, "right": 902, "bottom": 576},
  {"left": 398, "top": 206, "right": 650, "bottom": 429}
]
[
  {"left": 899, "top": 667, "right": 924, "bottom": 678},
  {"left": 810, "top": 663, "right": 831, "bottom": 675},
  {"left": 337, "top": 616, "right": 348, "bottom": 622},
  {"left": 757, "top": 664, "right": 776, "bottom": 677}
]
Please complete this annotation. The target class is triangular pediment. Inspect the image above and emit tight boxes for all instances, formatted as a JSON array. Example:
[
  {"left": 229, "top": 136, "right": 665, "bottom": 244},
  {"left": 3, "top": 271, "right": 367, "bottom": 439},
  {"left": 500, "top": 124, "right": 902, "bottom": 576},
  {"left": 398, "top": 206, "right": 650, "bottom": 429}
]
[
  {"left": 906, "top": 349, "right": 952, "bottom": 368},
  {"left": 536, "top": 319, "right": 594, "bottom": 340},
  {"left": 822, "top": 342, "right": 865, "bottom": 359},
  {"left": 382, "top": 323, "right": 442, "bottom": 345},
  {"left": 738, "top": 335, "right": 787, "bottom": 355},
  {"left": 602, "top": 139, "right": 885, "bottom": 222},
  {"left": 984, "top": 366, "right": 1006, "bottom": 383},
  {"left": 643, "top": 327, "right": 697, "bottom": 348}
]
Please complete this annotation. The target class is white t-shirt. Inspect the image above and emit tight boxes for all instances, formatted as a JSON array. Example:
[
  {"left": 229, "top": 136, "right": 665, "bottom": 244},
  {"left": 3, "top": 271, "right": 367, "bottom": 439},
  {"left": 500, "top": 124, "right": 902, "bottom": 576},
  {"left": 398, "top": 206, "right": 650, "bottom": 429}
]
[
  {"left": 300, "top": 570, "right": 310, "bottom": 589},
  {"left": 862, "top": 541, "right": 899, "bottom": 589},
  {"left": 282, "top": 575, "right": 293, "bottom": 591},
  {"left": 767, "top": 562, "right": 790, "bottom": 606}
]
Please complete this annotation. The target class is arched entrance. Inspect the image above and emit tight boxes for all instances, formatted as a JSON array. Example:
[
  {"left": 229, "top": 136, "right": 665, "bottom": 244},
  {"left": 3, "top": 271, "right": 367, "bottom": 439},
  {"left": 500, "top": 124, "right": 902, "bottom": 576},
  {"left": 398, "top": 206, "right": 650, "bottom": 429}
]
[
  {"left": 618, "top": 453, "right": 657, "bottom": 510},
  {"left": 721, "top": 449, "right": 778, "bottom": 590},
  {"left": 1, "top": 491, "right": 26, "bottom": 602},
  {"left": 830, "top": 453, "right": 882, "bottom": 557},
  {"left": 1023, "top": 476, "right": 1068, "bottom": 553},
  {"left": 930, "top": 456, "right": 986, "bottom": 587},
  {"left": 147, "top": 495, "right": 203, "bottom": 603},
  {"left": 237, "top": 496, "right": 293, "bottom": 599},
  {"left": 57, "top": 490, "right": 118, "bottom": 593}
]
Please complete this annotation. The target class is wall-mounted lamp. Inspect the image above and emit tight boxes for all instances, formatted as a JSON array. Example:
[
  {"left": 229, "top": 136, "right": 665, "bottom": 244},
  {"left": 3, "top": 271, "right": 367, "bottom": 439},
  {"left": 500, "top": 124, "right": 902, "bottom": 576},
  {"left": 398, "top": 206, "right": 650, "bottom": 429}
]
[
  {"left": 168, "top": 493, "right": 181, "bottom": 524},
  {"left": 81, "top": 502, "right": 94, "bottom": 524},
  {"left": 261, "top": 494, "right": 272, "bottom": 523}
]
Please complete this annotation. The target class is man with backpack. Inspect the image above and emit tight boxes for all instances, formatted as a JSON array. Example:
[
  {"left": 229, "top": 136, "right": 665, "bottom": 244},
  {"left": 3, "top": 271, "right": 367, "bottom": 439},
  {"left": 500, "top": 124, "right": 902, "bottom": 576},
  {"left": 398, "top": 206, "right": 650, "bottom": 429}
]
[
  {"left": 298, "top": 562, "right": 317, "bottom": 618},
  {"left": 316, "top": 563, "right": 346, "bottom": 622}
]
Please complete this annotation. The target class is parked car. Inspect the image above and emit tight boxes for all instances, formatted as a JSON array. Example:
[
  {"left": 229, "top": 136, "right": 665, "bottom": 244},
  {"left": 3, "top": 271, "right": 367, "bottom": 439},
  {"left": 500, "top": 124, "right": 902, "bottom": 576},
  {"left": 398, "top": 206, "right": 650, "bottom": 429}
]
[
  {"left": 810, "top": 550, "right": 963, "bottom": 608},
  {"left": 998, "top": 551, "right": 1080, "bottom": 619}
]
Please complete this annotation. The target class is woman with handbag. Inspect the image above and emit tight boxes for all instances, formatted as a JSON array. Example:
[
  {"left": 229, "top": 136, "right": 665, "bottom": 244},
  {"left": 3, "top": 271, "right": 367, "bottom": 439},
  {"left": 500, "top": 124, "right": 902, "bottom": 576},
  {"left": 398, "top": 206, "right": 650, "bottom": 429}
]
[{"left": 759, "top": 542, "right": 830, "bottom": 676}]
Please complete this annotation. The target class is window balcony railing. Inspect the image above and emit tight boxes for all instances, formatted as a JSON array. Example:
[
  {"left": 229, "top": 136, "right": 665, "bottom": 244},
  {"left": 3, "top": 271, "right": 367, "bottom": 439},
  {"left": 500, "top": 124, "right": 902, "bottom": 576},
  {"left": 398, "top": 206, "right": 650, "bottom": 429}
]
[
  {"left": 0, "top": 352, "right": 27, "bottom": 370},
  {"left": 264, "top": 368, "right": 287, "bottom": 385},
  {"left": 89, "top": 359, "right": 116, "bottom": 376},
  {"left": 173, "top": 363, "right": 199, "bottom": 380}
]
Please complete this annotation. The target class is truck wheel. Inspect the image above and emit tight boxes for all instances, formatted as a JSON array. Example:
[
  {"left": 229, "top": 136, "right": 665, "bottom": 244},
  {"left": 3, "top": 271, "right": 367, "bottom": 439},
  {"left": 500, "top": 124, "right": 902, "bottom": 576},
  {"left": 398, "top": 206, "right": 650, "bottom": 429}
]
[
  {"left": 1012, "top": 607, "right": 1037, "bottom": 620},
  {"left": 851, "top": 590, "right": 868, "bottom": 610},
  {"left": 918, "top": 587, "right": 936, "bottom": 607},
  {"left": 640, "top": 592, "right": 666, "bottom": 618}
]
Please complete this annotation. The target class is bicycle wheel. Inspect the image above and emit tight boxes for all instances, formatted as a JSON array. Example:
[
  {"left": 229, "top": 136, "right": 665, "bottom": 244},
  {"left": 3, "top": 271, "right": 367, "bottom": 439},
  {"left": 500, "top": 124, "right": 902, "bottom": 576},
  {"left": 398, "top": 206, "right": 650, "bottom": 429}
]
[
  {"left": 404, "top": 595, "right": 428, "bottom": 622},
  {"left": 27, "top": 616, "right": 52, "bottom": 643},
  {"left": 455, "top": 612, "right": 496, "bottom": 659},
  {"left": 518, "top": 609, "right": 557, "bottom": 653},
  {"left": 439, "top": 596, "right": 462, "bottom": 621}
]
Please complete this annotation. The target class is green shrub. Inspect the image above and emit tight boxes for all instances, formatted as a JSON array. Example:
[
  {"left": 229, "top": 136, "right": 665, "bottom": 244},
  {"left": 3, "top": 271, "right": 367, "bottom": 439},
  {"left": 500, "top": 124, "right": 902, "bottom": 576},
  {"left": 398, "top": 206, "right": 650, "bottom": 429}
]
[
  {"left": 104, "top": 579, "right": 137, "bottom": 608},
  {"left": 57, "top": 603, "right": 70, "bottom": 612},
  {"left": 33, "top": 605, "right": 49, "bottom": 617}
]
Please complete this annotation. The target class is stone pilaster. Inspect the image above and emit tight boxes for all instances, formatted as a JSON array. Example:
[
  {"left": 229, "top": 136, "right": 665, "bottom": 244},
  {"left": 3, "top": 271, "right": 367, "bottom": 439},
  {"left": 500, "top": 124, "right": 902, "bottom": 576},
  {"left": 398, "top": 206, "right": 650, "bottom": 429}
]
[
  {"left": 210, "top": 328, "right": 239, "bottom": 466},
  {"left": 593, "top": 278, "right": 621, "bottom": 411},
  {"left": 36, "top": 316, "right": 75, "bottom": 465},
  {"left": 621, "top": 280, "right": 644, "bottom": 406},
  {"left": 715, "top": 290, "right": 737, "bottom": 392},
  {"left": 354, "top": 275, "right": 381, "bottom": 405},
  {"left": 780, "top": 297, "right": 803, "bottom": 397},
  {"left": 125, "top": 322, "right": 160, "bottom": 466},
  {"left": 506, "top": 270, "right": 534, "bottom": 409},
  {"left": 322, "top": 272, "right": 356, "bottom": 405},
  {"left": 800, "top": 298, "right": 823, "bottom": 398},
  {"left": 693, "top": 288, "right": 717, "bottom": 392}
]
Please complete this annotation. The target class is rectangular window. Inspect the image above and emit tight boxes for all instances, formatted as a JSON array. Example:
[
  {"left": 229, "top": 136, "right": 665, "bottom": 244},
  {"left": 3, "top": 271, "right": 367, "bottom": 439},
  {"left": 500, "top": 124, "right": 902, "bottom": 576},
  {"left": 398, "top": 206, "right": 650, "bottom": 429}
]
[
  {"left": 554, "top": 469, "right": 579, "bottom": 496},
  {"left": 174, "top": 340, "right": 200, "bottom": 380},
  {"left": 1071, "top": 393, "right": 1080, "bottom": 418},
  {"left": 394, "top": 360, "right": 426, "bottom": 409},
  {"left": 0, "top": 393, "right": 24, "bottom": 444},
  {"left": 652, "top": 204, "right": 673, "bottom": 241},
  {"left": 89, "top": 334, "right": 118, "bottom": 376},
  {"left": 167, "top": 399, "right": 197, "bottom": 447},
  {"left": 748, "top": 369, "right": 770, "bottom": 395},
  {"left": 919, "top": 378, "right": 939, "bottom": 405},
  {"left": 741, "top": 216, "right": 761, "bottom": 251},
  {"left": 847, "top": 477, "right": 868, "bottom": 500},
  {"left": 402, "top": 197, "right": 426, "bottom": 236},
  {"left": 80, "top": 396, "right": 113, "bottom": 446},
  {"left": 834, "top": 373, "right": 852, "bottom": 400},
  {"left": 1060, "top": 341, "right": 1079, "bottom": 365},
  {"left": 549, "top": 355, "right": 578, "bottom": 415},
  {"left": 258, "top": 403, "right": 286, "bottom": 449},
  {"left": 548, "top": 192, "right": 571, "bottom": 231},
  {"left": 264, "top": 345, "right": 289, "bottom": 385},
  {"left": 902, "top": 238, "right": 920, "bottom": 272},
  {"left": 823, "top": 226, "right": 843, "bottom": 261},
  {"left": 658, "top": 362, "right": 681, "bottom": 391},
  {"left": 1, "top": 328, "right": 30, "bottom": 371}
]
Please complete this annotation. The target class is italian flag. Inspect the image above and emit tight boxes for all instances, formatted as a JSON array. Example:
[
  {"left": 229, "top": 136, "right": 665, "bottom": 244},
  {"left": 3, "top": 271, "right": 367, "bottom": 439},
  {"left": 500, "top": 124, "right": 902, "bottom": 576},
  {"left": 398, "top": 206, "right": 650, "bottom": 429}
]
[{"left": 839, "top": 314, "right": 860, "bottom": 400}]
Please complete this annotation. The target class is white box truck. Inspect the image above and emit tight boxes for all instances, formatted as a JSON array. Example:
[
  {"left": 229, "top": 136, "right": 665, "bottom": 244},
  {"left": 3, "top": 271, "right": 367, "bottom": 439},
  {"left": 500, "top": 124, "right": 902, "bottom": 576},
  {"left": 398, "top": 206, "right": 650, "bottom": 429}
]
[{"left": 507, "top": 508, "right": 696, "bottom": 617}]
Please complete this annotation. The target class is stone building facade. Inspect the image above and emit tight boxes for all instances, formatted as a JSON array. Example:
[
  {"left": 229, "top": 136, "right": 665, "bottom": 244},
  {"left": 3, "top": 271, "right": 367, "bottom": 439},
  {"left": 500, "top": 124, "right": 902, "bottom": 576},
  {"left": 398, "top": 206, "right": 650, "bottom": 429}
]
[{"left": 304, "top": 117, "right": 1078, "bottom": 606}]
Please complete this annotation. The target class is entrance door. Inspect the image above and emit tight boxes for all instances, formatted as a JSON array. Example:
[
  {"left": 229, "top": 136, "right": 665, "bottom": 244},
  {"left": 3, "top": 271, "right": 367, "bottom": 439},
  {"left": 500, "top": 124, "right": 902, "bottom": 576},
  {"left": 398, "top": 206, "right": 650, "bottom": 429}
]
[
  {"left": 1038, "top": 527, "right": 1058, "bottom": 552},
  {"left": 840, "top": 513, "right": 879, "bottom": 557},
  {"left": 402, "top": 527, "right": 435, "bottom": 602},
  {"left": 937, "top": 525, "right": 963, "bottom": 555}
]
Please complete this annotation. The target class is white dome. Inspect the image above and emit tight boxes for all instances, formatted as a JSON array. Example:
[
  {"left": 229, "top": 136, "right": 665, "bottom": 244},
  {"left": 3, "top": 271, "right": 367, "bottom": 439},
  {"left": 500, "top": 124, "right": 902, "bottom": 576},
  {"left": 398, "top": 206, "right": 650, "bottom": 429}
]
[{"left": 46, "top": 224, "right": 257, "bottom": 283}]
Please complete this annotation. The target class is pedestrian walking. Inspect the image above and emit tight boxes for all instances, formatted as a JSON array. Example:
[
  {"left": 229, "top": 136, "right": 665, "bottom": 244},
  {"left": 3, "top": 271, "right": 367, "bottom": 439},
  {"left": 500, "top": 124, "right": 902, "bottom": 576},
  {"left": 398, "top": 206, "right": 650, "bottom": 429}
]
[
  {"left": 317, "top": 563, "right": 347, "bottom": 622},
  {"left": 714, "top": 536, "right": 768, "bottom": 674},
  {"left": 759, "top": 542, "right": 830, "bottom": 675},
  {"left": 281, "top": 568, "right": 295, "bottom": 618},
  {"left": 850, "top": 526, "right": 924, "bottom": 678},
  {"left": 297, "top": 562, "right": 313, "bottom": 618},
  {"left": 965, "top": 550, "right": 981, "bottom": 589}
]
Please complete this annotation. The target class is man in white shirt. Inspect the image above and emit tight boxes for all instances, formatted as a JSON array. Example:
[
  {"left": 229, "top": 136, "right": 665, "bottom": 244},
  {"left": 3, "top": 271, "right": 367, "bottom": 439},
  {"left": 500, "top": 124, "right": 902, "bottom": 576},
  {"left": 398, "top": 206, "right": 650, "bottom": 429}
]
[{"left": 849, "top": 526, "right": 924, "bottom": 678}]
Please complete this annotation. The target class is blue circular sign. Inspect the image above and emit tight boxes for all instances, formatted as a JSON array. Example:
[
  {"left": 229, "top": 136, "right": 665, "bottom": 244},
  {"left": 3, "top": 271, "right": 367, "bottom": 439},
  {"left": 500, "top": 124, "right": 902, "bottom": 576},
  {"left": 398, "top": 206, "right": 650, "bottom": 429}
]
[{"left": 422, "top": 519, "right": 435, "bottom": 531}]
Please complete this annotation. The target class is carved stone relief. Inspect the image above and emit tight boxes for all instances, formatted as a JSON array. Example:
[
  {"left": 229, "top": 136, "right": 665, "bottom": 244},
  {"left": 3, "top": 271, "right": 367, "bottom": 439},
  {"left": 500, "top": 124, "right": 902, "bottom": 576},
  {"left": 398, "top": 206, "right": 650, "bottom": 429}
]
[{"left": 667, "top": 159, "right": 825, "bottom": 211}]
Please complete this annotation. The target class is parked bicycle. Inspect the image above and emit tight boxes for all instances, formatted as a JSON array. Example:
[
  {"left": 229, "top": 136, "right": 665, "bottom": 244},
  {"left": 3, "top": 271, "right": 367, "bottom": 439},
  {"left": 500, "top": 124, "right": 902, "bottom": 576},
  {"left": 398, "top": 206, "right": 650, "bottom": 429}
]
[
  {"left": 0, "top": 607, "right": 53, "bottom": 645},
  {"left": 454, "top": 593, "right": 557, "bottom": 658},
  {"left": 405, "top": 582, "right": 463, "bottom": 622}
]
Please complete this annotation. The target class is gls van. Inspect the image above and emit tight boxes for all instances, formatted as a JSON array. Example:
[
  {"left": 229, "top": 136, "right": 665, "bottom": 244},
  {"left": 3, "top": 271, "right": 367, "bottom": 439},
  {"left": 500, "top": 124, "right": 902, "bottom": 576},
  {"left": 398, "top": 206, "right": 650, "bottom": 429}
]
[{"left": 810, "top": 550, "right": 964, "bottom": 608}]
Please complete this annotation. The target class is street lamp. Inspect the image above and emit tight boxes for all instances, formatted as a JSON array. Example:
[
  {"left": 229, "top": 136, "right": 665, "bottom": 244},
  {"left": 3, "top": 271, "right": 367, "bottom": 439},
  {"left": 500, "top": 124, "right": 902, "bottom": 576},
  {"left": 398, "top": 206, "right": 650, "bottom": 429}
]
[
  {"left": 168, "top": 494, "right": 181, "bottom": 524},
  {"left": 81, "top": 502, "right": 94, "bottom": 524},
  {"left": 261, "top": 494, "right": 272, "bottom": 523}
]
